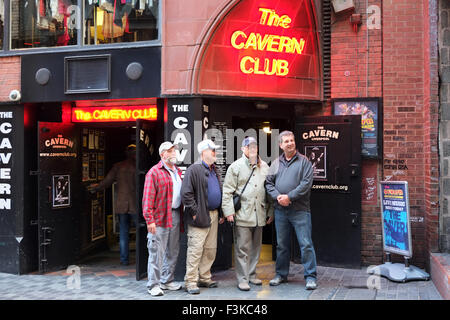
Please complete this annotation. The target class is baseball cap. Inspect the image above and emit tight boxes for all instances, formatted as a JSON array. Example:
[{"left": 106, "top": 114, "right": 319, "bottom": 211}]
[
  {"left": 197, "top": 139, "right": 220, "bottom": 154},
  {"left": 159, "top": 141, "right": 175, "bottom": 155},
  {"left": 242, "top": 137, "right": 257, "bottom": 147}
]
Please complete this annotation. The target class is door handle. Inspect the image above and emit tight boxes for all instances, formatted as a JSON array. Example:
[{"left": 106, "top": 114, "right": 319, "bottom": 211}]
[{"left": 350, "top": 212, "right": 359, "bottom": 227}]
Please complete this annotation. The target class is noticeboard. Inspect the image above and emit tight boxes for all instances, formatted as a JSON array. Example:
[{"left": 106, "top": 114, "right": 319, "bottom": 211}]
[{"left": 379, "top": 181, "right": 412, "bottom": 257}]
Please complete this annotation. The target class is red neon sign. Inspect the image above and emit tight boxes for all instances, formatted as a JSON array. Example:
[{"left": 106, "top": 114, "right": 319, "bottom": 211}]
[
  {"left": 197, "top": 0, "right": 321, "bottom": 100},
  {"left": 72, "top": 106, "right": 157, "bottom": 122}
]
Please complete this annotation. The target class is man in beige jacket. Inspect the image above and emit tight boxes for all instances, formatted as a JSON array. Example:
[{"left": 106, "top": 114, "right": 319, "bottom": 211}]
[{"left": 222, "top": 137, "right": 274, "bottom": 291}]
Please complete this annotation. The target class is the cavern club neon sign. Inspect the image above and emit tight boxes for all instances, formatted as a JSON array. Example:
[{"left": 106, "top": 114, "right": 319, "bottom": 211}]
[
  {"left": 230, "top": 8, "right": 306, "bottom": 77},
  {"left": 72, "top": 106, "right": 157, "bottom": 122}
]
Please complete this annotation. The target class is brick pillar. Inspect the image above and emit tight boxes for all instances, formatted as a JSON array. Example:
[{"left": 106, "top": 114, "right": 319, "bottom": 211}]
[{"left": 439, "top": 0, "right": 450, "bottom": 253}]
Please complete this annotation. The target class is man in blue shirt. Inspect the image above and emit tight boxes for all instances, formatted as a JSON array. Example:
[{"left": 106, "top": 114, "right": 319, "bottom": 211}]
[{"left": 181, "top": 139, "right": 225, "bottom": 294}]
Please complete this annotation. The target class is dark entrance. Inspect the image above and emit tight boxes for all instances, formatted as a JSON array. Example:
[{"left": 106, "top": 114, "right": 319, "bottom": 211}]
[
  {"left": 295, "top": 115, "right": 362, "bottom": 268},
  {"left": 135, "top": 119, "right": 162, "bottom": 280},
  {"left": 37, "top": 122, "right": 81, "bottom": 273}
]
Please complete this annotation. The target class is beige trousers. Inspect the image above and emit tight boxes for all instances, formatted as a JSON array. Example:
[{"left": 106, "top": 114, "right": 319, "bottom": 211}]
[
  {"left": 234, "top": 226, "right": 263, "bottom": 284},
  {"left": 184, "top": 210, "right": 218, "bottom": 287}
]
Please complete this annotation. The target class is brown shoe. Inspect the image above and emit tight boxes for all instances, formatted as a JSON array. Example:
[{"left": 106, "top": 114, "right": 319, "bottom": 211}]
[
  {"left": 238, "top": 282, "right": 250, "bottom": 291},
  {"left": 249, "top": 278, "right": 262, "bottom": 285}
]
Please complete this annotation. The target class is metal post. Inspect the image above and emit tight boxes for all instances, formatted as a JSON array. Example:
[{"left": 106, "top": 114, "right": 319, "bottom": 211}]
[{"left": 385, "top": 252, "right": 391, "bottom": 263}]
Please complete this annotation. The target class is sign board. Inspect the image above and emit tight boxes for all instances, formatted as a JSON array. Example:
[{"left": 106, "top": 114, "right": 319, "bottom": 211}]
[
  {"left": 333, "top": 98, "right": 382, "bottom": 158},
  {"left": 72, "top": 106, "right": 158, "bottom": 123},
  {"left": 197, "top": 0, "right": 321, "bottom": 100},
  {"left": 379, "top": 181, "right": 412, "bottom": 257}
]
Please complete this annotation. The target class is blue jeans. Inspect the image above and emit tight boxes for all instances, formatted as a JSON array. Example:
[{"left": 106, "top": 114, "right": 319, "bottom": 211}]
[
  {"left": 118, "top": 214, "right": 137, "bottom": 264},
  {"left": 274, "top": 208, "right": 317, "bottom": 280}
]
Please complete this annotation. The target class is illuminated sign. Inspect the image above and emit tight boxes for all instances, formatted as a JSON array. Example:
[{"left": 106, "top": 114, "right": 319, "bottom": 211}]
[
  {"left": 230, "top": 8, "right": 306, "bottom": 77},
  {"left": 72, "top": 106, "right": 158, "bottom": 122},
  {"left": 196, "top": 0, "right": 321, "bottom": 100}
]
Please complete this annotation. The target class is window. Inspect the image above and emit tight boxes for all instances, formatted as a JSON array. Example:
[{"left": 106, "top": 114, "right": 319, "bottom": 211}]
[
  {"left": 84, "top": 0, "right": 158, "bottom": 45},
  {"left": 10, "top": 0, "right": 78, "bottom": 49},
  {"left": 0, "top": 0, "right": 4, "bottom": 49},
  {"left": 7, "top": 0, "right": 159, "bottom": 50}
]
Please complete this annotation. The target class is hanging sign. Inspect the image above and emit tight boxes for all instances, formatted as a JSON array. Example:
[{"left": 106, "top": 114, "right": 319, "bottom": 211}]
[
  {"left": 379, "top": 181, "right": 413, "bottom": 257},
  {"left": 72, "top": 106, "right": 157, "bottom": 123}
]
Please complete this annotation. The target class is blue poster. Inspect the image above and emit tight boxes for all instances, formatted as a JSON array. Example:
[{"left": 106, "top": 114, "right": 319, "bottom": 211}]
[
  {"left": 380, "top": 182, "right": 412, "bottom": 257},
  {"left": 333, "top": 99, "right": 380, "bottom": 158}
]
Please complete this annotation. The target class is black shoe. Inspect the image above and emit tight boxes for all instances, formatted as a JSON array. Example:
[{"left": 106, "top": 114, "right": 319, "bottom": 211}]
[
  {"left": 120, "top": 261, "right": 129, "bottom": 266},
  {"left": 198, "top": 280, "right": 218, "bottom": 288},
  {"left": 269, "top": 275, "right": 288, "bottom": 286}
]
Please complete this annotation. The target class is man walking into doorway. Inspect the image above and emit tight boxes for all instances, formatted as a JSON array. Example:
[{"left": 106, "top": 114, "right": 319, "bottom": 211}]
[
  {"left": 222, "top": 136, "right": 274, "bottom": 291},
  {"left": 89, "top": 144, "right": 137, "bottom": 266},
  {"left": 265, "top": 131, "right": 318, "bottom": 290},
  {"left": 142, "top": 141, "right": 183, "bottom": 296},
  {"left": 181, "top": 139, "right": 225, "bottom": 295}
]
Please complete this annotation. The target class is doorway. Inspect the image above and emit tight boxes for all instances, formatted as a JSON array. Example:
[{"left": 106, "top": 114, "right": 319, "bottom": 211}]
[{"left": 37, "top": 120, "right": 161, "bottom": 274}]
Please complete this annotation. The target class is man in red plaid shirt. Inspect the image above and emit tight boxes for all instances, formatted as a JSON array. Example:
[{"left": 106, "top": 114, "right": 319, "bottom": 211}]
[{"left": 142, "top": 141, "right": 183, "bottom": 296}]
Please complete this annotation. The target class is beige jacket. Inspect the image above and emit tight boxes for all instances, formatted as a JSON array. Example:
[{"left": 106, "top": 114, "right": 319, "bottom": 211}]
[{"left": 222, "top": 155, "right": 273, "bottom": 227}]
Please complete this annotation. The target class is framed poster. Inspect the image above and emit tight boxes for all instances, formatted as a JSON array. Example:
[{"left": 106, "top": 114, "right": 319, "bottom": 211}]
[
  {"left": 82, "top": 153, "right": 90, "bottom": 182},
  {"left": 89, "top": 153, "right": 97, "bottom": 180},
  {"left": 333, "top": 98, "right": 382, "bottom": 158},
  {"left": 379, "top": 181, "right": 412, "bottom": 257},
  {"left": 52, "top": 175, "right": 71, "bottom": 208},
  {"left": 91, "top": 191, "right": 106, "bottom": 241},
  {"left": 304, "top": 145, "right": 327, "bottom": 180}
]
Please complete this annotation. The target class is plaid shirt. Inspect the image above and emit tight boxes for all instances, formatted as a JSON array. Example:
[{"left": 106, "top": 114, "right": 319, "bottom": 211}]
[{"left": 142, "top": 160, "right": 182, "bottom": 228}]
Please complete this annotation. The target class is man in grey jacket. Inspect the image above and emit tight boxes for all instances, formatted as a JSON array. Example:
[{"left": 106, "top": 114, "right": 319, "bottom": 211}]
[{"left": 265, "top": 131, "right": 318, "bottom": 290}]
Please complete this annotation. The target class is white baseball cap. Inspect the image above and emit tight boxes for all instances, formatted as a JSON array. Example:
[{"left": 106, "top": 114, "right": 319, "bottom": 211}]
[
  {"left": 159, "top": 141, "right": 175, "bottom": 155},
  {"left": 197, "top": 139, "right": 220, "bottom": 154}
]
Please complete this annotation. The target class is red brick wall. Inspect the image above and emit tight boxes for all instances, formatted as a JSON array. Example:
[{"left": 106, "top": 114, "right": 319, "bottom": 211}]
[
  {"left": 380, "top": 0, "right": 439, "bottom": 267},
  {"left": 0, "top": 57, "right": 21, "bottom": 102}
]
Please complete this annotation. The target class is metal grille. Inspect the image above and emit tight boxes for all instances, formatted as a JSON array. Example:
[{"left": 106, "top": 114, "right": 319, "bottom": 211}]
[{"left": 322, "top": 0, "right": 332, "bottom": 100}]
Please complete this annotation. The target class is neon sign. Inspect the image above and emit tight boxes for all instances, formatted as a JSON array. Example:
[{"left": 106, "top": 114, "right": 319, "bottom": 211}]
[
  {"left": 230, "top": 8, "right": 306, "bottom": 77},
  {"left": 72, "top": 106, "right": 157, "bottom": 122},
  {"left": 197, "top": 0, "right": 321, "bottom": 100}
]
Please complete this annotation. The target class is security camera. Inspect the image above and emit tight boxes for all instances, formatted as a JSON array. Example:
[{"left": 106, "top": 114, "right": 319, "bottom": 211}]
[{"left": 9, "top": 90, "right": 21, "bottom": 102}]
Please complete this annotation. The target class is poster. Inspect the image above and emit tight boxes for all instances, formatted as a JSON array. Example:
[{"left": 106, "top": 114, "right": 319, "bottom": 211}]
[
  {"left": 52, "top": 175, "right": 71, "bottom": 208},
  {"left": 91, "top": 192, "right": 106, "bottom": 241},
  {"left": 304, "top": 146, "right": 327, "bottom": 180},
  {"left": 97, "top": 153, "right": 105, "bottom": 180},
  {"left": 379, "top": 181, "right": 412, "bottom": 257},
  {"left": 82, "top": 153, "right": 90, "bottom": 182},
  {"left": 333, "top": 98, "right": 381, "bottom": 158},
  {"left": 89, "top": 153, "right": 97, "bottom": 180}
]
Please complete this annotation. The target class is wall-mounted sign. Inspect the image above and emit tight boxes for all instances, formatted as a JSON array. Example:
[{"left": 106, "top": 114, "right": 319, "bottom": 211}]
[
  {"left": 379, "top": 181, "right": 412, "bottom": 257},
  {"left": 72, "top": 106, "right": 158, "bottom": 123},
  {"left": 333, "top": 98, "right": 382, "bottom": 158},
  {"left": 197, "top": 0, "right": 321, "bottom": 100}
]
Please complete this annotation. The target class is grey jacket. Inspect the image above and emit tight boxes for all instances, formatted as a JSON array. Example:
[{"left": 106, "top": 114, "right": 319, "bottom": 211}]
[
  {"left": 181, "top": 160, "right": 223, "bottom": 228},
  {"left": 265, "top": 151, "right": 314, "bottom": 212},
  {"left": 222, "top": 155, "right": 274, "bottom": 227}
]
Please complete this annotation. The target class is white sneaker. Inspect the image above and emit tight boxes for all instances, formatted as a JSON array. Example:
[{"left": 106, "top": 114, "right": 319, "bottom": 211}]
[
  {"left": 306, "top": 279, "right": 317, "bottom": 290},
  {"left": 148, "top": 286, "right": 164, "bottom": 296},
  {"left": 160, "top": 282, "right": 182, "bottom": 291}
]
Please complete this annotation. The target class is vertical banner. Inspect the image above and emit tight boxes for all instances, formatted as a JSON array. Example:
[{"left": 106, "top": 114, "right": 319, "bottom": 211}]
[{"left": 379, "top": 181, "right": 412, "bottom": 257}]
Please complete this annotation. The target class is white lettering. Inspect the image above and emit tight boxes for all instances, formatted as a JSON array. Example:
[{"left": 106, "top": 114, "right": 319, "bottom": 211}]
[
  {"left": 0, "top": 183, "right": 11, "bottom": 194},
  {"left": 174, "top": 117, "right": 188, "bottom": 129},
  {"left": 0, "top": 122, "right": 12, "bottom": 134},
  {"left": 0, "top": 198, "right": 11, "bottom": 210},
  {"left": 0, "top": 168, "right": 11, "bottom": 179},
  {"left": 0, "top": 138, "right": 12, "bottom": 149},
  {"left": 0, "top": 153, "right": 11, "bottom": 164}
]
